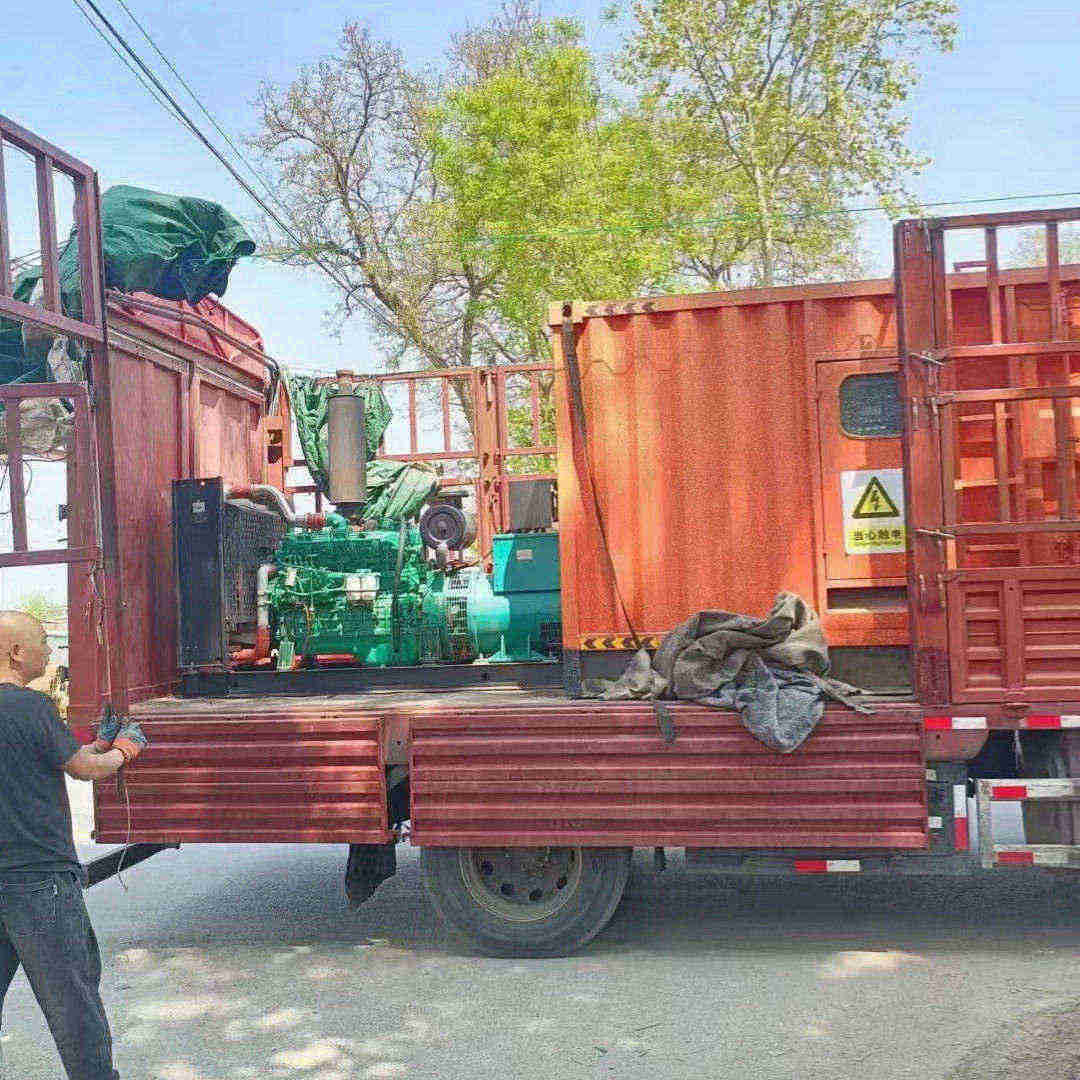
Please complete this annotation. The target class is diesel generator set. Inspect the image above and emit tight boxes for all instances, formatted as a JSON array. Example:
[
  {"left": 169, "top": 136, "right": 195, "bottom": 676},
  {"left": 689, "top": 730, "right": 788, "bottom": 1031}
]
[{"left": 172, "top": 390, "right": 562, "bottom": 680}]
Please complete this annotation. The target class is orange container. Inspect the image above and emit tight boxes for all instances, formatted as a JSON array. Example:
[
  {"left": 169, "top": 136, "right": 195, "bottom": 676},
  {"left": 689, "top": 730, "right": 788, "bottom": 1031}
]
[{"left": 550, "top": 264, "right": 1080, "bottom": 685}]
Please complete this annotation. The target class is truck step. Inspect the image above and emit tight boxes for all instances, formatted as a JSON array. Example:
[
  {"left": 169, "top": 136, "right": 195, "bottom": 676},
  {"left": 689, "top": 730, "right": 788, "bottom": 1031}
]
[{"left": 976, "top": 779, "right": 1080, "bottom": 870}]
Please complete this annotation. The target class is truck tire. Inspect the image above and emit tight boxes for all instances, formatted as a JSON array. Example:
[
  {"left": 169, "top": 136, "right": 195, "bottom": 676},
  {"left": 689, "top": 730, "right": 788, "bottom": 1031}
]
[
  {"left": 421, "top": 846, "right": 631, "bottom": 957},
  {"left": 1019, "top": 733, "right": 1075, "bottom": 845}
]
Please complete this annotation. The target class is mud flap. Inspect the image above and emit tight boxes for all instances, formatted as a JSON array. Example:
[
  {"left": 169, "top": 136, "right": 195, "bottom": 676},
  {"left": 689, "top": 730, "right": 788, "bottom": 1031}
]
[{"left": 345, "top": 842, "right": 397, "bottom": 908}]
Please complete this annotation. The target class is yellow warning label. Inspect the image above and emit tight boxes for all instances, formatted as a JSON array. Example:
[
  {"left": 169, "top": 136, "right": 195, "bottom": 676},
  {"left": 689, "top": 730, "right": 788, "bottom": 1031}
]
[{"left": 842, "top": 469, "right": 905, "bottom": 555}]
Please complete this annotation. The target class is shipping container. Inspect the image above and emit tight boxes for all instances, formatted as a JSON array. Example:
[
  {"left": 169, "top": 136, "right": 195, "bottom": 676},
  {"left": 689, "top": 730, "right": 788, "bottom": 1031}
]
[{"left": 550, "top": 261, "right": 1080, "bottom": 696}]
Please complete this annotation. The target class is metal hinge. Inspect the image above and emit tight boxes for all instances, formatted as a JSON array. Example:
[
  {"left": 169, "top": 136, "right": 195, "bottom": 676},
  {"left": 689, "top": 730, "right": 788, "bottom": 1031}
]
[{"left": 909, "top": 350, "right": 947, "bottom": 368}]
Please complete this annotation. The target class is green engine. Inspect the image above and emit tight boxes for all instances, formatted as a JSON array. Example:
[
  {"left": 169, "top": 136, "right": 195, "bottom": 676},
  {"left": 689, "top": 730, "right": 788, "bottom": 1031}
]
[{"left": 265, "top": 521, "right": 561, "bottom": 668}]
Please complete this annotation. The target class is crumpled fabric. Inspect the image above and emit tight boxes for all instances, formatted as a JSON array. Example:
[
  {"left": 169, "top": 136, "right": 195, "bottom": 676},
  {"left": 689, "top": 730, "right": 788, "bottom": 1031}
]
[{"left": 583, "top": 592, "right": 869, "bottom": 753}]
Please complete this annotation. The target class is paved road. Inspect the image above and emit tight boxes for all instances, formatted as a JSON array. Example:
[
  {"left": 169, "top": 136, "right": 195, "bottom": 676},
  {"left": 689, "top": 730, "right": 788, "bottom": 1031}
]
[{"left": 3, "top": 829, "right": 1078, "bottom": 1080}]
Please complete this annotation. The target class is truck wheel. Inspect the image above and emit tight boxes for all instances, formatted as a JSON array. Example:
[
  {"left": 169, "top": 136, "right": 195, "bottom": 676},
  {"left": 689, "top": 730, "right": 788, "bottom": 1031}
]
[
  {"left": 1019, "top": 734, "right": 1075, "bottom": 845},
  {"left": 421, "top": 846, "right": 630, "bottom": 957}
]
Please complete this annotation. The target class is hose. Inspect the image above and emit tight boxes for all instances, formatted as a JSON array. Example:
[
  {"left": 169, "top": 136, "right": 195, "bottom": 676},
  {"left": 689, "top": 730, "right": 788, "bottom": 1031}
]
[
  {"left": 225, "top": 483, "right": 334, "bottom": 531},
  {"left": 391, "top": 520, "right": 407, "bottom": 660},
  {"left": 230, "top": 563, "right": 276, "bottom": 664}
]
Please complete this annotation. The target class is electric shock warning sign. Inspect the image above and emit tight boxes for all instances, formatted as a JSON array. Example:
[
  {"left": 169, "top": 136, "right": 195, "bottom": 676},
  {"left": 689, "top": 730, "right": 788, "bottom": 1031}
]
[{"left": 841, "top": 469, "right": 906, "bottom": 554}]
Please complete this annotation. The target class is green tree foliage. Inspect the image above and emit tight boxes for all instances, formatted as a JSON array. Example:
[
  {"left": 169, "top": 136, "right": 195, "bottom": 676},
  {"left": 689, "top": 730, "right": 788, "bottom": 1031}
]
[
  {"left": 253, "top": 9, "right": 680, "bottom": 375},
  {"left": 16, "top": 592, "right": 66, "bottom": 624},
  {"left": 618, "top": 0, "right": 957, "bottom": 286},
  {"left": 426, "top": 20, "right": 681, "bottom": 364},
  {"left": 253, "top": 0, "right": 954, "bottom": 376}
]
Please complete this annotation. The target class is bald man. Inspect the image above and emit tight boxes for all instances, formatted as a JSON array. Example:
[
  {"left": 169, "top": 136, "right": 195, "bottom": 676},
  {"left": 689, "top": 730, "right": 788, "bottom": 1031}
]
[{"left": 0, "top": 610, "right": 147, "bottom": 1080}]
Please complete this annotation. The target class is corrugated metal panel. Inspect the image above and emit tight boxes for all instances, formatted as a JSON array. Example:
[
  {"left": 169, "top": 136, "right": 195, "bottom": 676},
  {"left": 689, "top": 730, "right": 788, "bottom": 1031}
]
[
  {"left": 555, "top": 301, "right": 823, "bottom": 649},
  {"left": 552, "top": 266, "right": 1080, "bottom": 656},
  {"left": 410, "top": 704, "right": 927, "bottom": 849},
  {"left": 93, "top": 713, "right": 391, "bottom": 844}
]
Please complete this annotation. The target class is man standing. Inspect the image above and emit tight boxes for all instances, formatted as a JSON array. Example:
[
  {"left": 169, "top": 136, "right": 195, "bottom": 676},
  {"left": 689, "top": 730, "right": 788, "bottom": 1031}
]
[{"left": 0, "top": 610, "right": 147, "bottom": 1080}]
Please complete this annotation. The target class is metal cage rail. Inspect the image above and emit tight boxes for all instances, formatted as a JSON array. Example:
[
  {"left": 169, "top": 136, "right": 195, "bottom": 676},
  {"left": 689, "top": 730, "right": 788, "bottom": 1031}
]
[
  {"left": 0, "top": 113, "right": 130, "bottom": 713},
  {"left": 896, "top": 207, "right": 1080, "bottom": 706}
]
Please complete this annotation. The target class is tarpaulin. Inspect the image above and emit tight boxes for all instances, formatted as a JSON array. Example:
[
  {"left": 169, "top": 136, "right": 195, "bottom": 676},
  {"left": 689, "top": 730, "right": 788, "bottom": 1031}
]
[
  {"left": 285, "top": 371, "right": 438, "bottom": 523},
  {"left": 1, "top": 184, "right": 254, "bottom": 381},
  {"left": 584, "top": 592, "right": 869, "bottom": 753}
]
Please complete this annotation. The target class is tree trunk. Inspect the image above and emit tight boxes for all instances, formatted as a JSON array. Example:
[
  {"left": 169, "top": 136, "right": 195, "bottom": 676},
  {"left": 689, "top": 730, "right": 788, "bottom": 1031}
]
[{"left": 752, "top": 164, "right": 775, "bottom": 287}]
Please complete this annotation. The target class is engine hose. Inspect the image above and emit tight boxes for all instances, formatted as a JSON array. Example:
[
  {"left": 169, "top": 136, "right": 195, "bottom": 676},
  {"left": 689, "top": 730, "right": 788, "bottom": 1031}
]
[{"left": 391, "top": 520, "right": 406, "bottom": 659}]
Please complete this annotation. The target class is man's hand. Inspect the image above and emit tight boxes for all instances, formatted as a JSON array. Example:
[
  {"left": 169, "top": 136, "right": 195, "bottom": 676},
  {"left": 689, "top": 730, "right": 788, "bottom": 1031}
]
[
  {"left": 90, "top": 713, "right": 122, "bottom": 753},
  {"left": 112, "top": 722, "right": 149, "bottom": 766}
]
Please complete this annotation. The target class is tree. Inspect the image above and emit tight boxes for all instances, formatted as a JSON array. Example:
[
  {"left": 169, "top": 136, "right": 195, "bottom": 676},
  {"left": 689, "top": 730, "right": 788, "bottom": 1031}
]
[
  {"left": 618, "top": 0, "right": 957, "bottom": 287},
  {"left": 426, "top": 19, "right": 682, "bottom": 365},
  {"left": 16, "top": 592, "right": 66, "bottom": 624},
  {"left": 252, "top": 26, "right": 473, "bottom": 372},
  {"left": 252, "top": 9, "right": 679, "bottom": 379}
]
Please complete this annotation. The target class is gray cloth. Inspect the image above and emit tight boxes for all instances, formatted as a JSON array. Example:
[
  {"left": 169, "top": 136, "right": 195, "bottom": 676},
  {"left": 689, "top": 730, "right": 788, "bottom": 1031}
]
[
  {"left": 584, "top": 593, "right": 868, "bottom": 753},
  {"left": 0, "top": 683, "right": 83, "bottom": 882}
]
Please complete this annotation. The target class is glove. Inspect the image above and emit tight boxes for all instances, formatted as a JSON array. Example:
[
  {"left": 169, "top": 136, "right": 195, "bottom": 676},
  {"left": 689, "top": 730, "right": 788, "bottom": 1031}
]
[
  {"left": 112, "top": 722, "right": 149, "bottom": 766},
  {"left": 91, "top": 712, "right": 122, "bottom": 754}
]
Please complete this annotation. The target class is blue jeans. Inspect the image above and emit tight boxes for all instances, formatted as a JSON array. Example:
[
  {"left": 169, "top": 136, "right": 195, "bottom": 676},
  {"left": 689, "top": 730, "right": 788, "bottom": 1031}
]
[{"left": 0, "top": 872, "right": 119, "bottom": 1080}]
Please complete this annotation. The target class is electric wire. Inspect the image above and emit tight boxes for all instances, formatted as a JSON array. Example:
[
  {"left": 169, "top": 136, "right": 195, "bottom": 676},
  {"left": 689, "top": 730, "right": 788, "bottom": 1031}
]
[
  {"left": 107, "top": 0, "right": 292, "bottom": 219},
  {"left": 71, "top": 0, "right": 191, "bottom": 131},
  {"left": 66, "top": 1, "right": 1080, "bottom": 255},
  {"left": 70, "top": 0, "right": 359, "bottom": 298}
]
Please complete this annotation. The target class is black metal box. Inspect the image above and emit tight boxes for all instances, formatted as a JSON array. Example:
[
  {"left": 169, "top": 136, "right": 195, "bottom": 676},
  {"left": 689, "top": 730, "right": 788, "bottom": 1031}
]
[
  {"left": 508, "top": 478, "right": 555, "bottom": 532},
  {"left": 173, "top": 478, "right": 284, "bottom": 669}
]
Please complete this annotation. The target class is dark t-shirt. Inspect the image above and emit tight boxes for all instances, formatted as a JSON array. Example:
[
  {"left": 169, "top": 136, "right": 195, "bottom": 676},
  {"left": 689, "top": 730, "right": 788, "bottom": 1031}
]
[{"left": 0, "top": 683, "right": 82, "bottom": 881}]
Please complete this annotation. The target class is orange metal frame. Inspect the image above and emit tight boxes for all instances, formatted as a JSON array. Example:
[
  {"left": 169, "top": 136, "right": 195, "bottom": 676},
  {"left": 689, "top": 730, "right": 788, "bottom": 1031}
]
[
  {"left": 0, "top": 113, "right": 132, "bottom": 714},
  {"left": 285, "top": 363, "right": 556, "bottom": 564},
  {"left": 896, "top": 206, "right": 1080, "bottom": 705}
]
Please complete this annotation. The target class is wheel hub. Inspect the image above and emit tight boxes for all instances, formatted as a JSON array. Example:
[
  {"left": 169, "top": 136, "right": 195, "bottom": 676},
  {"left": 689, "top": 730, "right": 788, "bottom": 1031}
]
[{"left": 459, "top": 847, "right": 583, "bottom": 922}]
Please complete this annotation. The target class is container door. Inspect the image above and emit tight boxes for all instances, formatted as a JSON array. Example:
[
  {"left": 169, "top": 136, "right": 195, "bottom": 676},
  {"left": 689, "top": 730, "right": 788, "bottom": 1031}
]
[
  {"left": 896, "top": 209, "right": 1080, "bottom": 705},
  {"left": 816, "top": 358, "right": 907, "bottom": 586}
]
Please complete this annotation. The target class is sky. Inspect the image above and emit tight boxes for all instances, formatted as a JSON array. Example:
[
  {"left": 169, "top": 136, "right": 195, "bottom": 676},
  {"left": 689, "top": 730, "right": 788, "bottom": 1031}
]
[{"left": 2, "top": 0, "right": 1080, "bottom": 602}]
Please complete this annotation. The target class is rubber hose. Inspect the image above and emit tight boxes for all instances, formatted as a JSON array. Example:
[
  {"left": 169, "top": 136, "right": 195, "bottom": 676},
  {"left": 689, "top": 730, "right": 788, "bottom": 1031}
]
[{"left": 391, "top": 520, "right": 406, "bottom": 659}]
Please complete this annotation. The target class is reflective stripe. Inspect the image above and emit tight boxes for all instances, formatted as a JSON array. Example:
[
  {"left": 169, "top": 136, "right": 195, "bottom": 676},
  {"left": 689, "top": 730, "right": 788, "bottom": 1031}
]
[
  {"left": 953, "top": 784, "right": 969, "bottom": 851},
  {"left": 794, "top": 859, "right": 861, "bottom": 874}
]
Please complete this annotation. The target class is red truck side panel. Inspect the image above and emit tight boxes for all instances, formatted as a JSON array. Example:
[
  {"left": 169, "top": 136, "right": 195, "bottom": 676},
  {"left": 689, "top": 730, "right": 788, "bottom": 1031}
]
[
  {"left": 410, "top": 704, "right": 927, "bottom": 849},
  {"left": 68, "top": 298, "right": 271, "bottom": 724},
  {"left": 93, "top": 713, "right": 391, "bottom": 844}
]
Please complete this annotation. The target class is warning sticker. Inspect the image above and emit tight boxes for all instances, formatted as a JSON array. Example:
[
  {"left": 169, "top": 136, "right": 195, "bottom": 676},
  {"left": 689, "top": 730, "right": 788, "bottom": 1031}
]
[{"left": 842, "top": 469, "right": 905, "bottom": 554}]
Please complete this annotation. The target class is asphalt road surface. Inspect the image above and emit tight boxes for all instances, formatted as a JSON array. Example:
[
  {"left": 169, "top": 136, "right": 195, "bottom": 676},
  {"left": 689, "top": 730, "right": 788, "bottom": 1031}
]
[{"left": 2, "top": 824, "right": 1078, "bottom": 1080}]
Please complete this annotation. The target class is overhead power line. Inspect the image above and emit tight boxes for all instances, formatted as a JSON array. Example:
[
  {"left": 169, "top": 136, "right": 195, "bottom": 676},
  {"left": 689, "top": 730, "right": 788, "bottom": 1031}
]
[
  {"left": 70, "top": 0, "right": 359, "bottom": 298},
  {"left": 107, "top": 0, "right": 291, "bottom": 219},
  {"left": 72, "top": 0, "right": 190, "bottom": 131}
]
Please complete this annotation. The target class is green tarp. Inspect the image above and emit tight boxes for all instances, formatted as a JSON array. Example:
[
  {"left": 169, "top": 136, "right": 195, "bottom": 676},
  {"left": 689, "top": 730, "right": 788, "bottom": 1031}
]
[
  {"left": 285, "top": 371, "right": 439, "bottom": 523},
  {"left": 0, "top": 272, "right": 46, "bottom": 384},
  {"left": 0, "top": 184, "right": 254, "bottom": 382},
  {"left": 69, "top": 185, "right": 255, "bottom": 315}
]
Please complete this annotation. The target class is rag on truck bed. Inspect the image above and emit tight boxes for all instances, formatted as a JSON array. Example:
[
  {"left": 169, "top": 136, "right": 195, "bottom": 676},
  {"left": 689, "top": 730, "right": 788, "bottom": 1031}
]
[{"left": 586, "top": 592, "right": 870, "bottom": 752}]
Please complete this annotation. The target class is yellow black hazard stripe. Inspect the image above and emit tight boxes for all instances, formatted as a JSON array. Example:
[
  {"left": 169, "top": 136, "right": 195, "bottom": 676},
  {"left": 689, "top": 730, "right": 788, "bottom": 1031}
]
[{"left": 580, "top": 634, "right": 664, "bottom": 651}]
